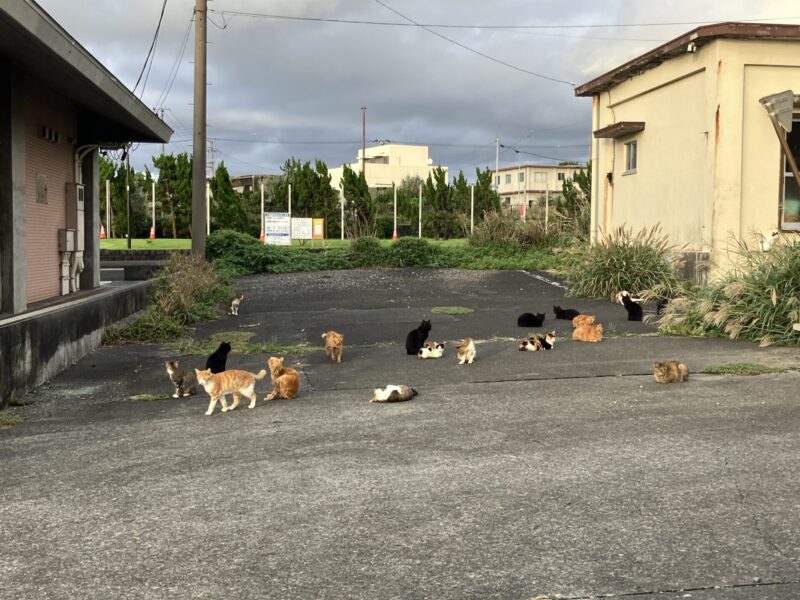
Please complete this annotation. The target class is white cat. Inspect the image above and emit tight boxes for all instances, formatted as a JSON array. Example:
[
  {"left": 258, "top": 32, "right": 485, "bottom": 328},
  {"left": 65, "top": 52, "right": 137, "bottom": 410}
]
[
  {"left": 228, "top": 292, "right": 244, "bottom": 316},
  {"left": 417, "top": 341, "right": 444, "bottom": 359},
  {"left": 371, "top": 385, "right": 418, "bottom": 403},
  {"left": 456, "top": 338, "right": 476, "bottom": 364}
]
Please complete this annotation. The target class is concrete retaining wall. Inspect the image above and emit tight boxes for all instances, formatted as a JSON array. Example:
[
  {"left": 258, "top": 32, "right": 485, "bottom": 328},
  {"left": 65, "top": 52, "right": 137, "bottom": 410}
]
[{"left": 0, "top": 282, "right": 152, "bottom": 407}]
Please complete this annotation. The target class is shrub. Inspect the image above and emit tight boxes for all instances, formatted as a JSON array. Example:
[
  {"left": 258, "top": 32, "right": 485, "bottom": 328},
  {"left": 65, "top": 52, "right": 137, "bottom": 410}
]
[
  {"left": 207, "top": 229, "right": 276, "bottom": 275},
  {"left": 563, "top": 225, "right": 684, "bottom": 298},
  {"left": 655, "top": 239, "right": 800, "bottom": 346},
  {"left": 469, "top": 210, "right": 560, "bottom": 249},
  {"left": 390, "top": 238, "right": 434, "bottom": 267},
  {"left": 349, "top": 236, "right": 387, "bottom": 267}
]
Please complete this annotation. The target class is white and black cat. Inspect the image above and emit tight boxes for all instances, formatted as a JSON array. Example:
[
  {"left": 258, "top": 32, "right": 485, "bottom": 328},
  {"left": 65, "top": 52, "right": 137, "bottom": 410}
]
[
  {"left": 405, "top": 320, "right": 432, "bottom": 355},
  {"left": 371, "top": 385, "right": 418, "bottom": 403},
  {"left": 620, "top": 291, "right": 643, "bottom": 322},
  {"left": 517, "top": 312, "right": 545, "bottom": 327},
  {"left": 228, "top": 292, "right": 244, "bottom": 316},
  {"left": 165, "top": 360, "right": 197, "bottom": 397},
  {"left": 417, "top": 341, "right": 444, "bottom": 359},
  {"left": 205, "top": 341, "right": 231, "bottom": 373}
]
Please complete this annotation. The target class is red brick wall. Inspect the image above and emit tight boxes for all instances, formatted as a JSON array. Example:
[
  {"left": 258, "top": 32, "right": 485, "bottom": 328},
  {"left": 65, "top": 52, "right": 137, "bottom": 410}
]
[{"left": 24, "top": 77, "right": 77, "bottom": 304}]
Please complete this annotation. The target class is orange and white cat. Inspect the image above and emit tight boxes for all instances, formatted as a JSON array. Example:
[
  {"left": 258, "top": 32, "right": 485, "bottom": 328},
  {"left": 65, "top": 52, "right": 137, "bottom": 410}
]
[
  {"left": 572, "top": 323, "right": 604, "bottom": 342},
  {"left": 195, "top": 367, "right": 268, "bottom": 416},
  {"left": 265, "top": 356, "right": 301, "bottom": 401},
  {"left": 456, "top": 338, "right": 476, "bottom": 364},
  {"left": 321, "top": 330, "right": 344, "bottom": 363}
]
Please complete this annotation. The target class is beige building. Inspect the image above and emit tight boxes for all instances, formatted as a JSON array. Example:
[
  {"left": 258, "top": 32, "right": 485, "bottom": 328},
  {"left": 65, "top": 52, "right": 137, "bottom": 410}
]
[
  {"left": 493, "top": 163, "right": 584, "bottom": 209},
  {"left": 575, "top": 22, "right": 800, "bottom": 283},
  {"left": 329, "top": 143, "right": 448, "bottom": 191}
]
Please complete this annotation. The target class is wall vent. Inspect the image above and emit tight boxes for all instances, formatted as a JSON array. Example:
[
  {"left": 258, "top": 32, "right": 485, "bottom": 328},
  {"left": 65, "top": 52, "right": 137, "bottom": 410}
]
[{"left": 40, "top": 126, "right": 60, "bottom": 144}]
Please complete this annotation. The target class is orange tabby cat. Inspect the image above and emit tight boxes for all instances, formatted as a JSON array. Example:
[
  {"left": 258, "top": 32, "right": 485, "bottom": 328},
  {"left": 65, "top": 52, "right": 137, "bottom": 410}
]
[
  {"left": 265, "top": 356, "right": 301, "bottom": 401},
  {"left": 572, "top": 323, "right": 603, "bottom": 342},
  {"left": 321, "top": 330, "right": 344, "bottom": 363},
  {"left": 572, "top": 314, "right": 596, "bottom": 328},
  {"left": 195, "top": 368, "right": 268, "bottom": 416}
]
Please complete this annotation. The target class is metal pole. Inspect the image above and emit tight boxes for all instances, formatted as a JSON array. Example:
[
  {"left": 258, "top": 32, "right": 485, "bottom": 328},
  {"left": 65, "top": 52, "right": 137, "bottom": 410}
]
[
  {"left": 495, "top": 136, "right": 499, "bottom": 191},
  {"left": 470, "top": 184, "right": 474, "bottom": 235},
  {"left": 418, "top": 185, "right": 422, "bottom": 238},
  {"left": 361, "top": 107, "right": 366, "bottom": 178},
  {"left": 125, "top": 147, "right": 131, "bottom": 249},
  {"left": 288, "top": 183, "right": 292, "bottom": 245},
  {"left": 191, "top": 0, "right": 207, "bottom": 257},
  {"left": 340, "top": 186, "right": 345, "bottom": 240},
  {"left": 105, "top": 179, "right": 111, "bottom": 238},
  {"left": 260, "top": 181, "right": 265, "bottom": 241},
  {"left": 151, "top": 180, "right": 156, "bottom": 238},
  {"left": 392, "top": 184, "right": 398, "bottom": 240},
  {"left": 545, "top": 176, "right": 549, "bottom": 232},
  {"left": 206, "top": 181, "right": 210, "bottom": 235}
]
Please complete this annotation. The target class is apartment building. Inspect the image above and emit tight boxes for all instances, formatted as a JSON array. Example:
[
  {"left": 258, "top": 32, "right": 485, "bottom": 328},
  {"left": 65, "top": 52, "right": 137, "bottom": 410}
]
[
  {"left": 329, "top": 143, "right": 448, "bottom": 191},
  {"left": 493, "top": 163, "right": 584, "bottom": 208}
]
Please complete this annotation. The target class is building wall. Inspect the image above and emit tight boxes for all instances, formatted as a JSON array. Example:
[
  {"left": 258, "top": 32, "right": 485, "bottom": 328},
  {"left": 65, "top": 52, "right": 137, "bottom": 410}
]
[
  {"left": 494, "top": 165, "right": 582, "bottom": 206},
  {"left": 329, "top": 144, "right": 447, "bottom": 190},
  {"left": 23, "top": 76, "right": 77, "bottom": 304}
]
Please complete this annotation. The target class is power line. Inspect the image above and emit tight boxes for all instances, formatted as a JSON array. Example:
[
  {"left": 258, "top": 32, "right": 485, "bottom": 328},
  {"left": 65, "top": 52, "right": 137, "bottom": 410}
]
[
  {"left": 133, "top": 0, "right": 169, "bottom": 96},
  {"left": 154, "top": 12, "right": 194, "bottom": 109},
  {"left": 372, "top": 0, "right": 574, "bottom": 86}
]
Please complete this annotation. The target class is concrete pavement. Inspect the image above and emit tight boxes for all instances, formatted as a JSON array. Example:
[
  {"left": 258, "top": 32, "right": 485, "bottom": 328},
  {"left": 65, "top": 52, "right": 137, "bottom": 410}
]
[{"left": 1, "top": 268, "right": 799, "bottom": 599}]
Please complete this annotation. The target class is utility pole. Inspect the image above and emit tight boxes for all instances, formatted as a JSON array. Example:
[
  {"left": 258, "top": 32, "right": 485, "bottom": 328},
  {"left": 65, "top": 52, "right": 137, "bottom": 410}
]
[
  {"left": 191, "top": 0, "right": 207, "bottom": 257},
  {"left": 361, "top": 106, "right": 366, "bottom": 178},
  {"left": 125, "top": 145, "right": 131, "bottom": 249},
  {"left": 495, "top": 136, "right": 499, "bottom": 190}
]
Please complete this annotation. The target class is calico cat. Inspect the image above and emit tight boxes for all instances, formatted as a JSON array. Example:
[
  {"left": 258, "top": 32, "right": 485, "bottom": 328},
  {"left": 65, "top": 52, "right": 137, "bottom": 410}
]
[
  {"left": 456, "top": 338, "right": 476, "bottom": 364},
  {"left": 417, "top": 341, "right": 444, "bottom": 359},
  {"left": 519, "top": 331, "right": 556, "bottom": 351},
  {"left": 517, "top": 312, "right": 545, "bottom": 327},
  {"left": 653, "top": 360, "right": 689, "bottom": 383},
  {"left": 205, "top": 341, "right": 232, "bottom": 374},
  {"left": 264, "top": 356, "right": 301, "bottom": 401},
  {"left": 371, "top": 385, "right": 418, "bottom": 403},
  {"left": 572, "top": 323, "right": 603, "bottom": 342},
  {"left": 321, "top": 330, "right": 344, "bottom": 363},
  {"left": 227, "top": 292, "right": 244, "bottom": 316},
  {"left": 572, "top": 314, "right": 596, "bottom": 328},
  {"left": 165, "top": 360, "right": 197, "bottom": 397},
  {"left": 194, "top": 367, "right": 268, "bottom": 415},
  {"left": 553, "top": 305, "right": 580, "bottom": 320},
  {"left": 405, "top": 320, "right": 432, "bottom": 355},
  {"left": 620, "top": 291, "right": 643, "bottom": 322}
]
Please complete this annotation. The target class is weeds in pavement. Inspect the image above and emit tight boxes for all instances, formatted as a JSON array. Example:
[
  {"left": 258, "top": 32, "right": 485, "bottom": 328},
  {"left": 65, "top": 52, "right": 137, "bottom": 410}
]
[
  {"left": 431, "top": 306, "right": 475, "bottom": 315},
  {"left": 0, "top": 413, "right": 23, "bottom": 428},
  {"left": 702, "top": 363, "right": 789, "bottom": 376}
]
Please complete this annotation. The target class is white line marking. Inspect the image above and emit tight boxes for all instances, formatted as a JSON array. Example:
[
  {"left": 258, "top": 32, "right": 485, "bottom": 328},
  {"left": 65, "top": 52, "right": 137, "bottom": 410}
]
[{"left": 517, "top": 269, "right": 567, "bottom": 289}]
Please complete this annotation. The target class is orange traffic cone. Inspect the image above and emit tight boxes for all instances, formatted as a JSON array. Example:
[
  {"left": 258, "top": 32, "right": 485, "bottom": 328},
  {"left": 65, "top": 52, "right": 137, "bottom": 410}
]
[
  {"left": 259, "top": 229, "right": 264, "bottom": 241},
  {"left": 100, "top": 223, "right": 107, "bottom": 239},
  {"left": 392, "top": 229, "right": 398, "bottom": 240},
  {"left": 149, "top": 225, "right": 156, "bottom": 239}
]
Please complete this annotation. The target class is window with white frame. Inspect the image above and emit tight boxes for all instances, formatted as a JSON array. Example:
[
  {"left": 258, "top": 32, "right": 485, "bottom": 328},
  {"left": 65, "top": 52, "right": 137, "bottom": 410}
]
[
  {"left": 534, "top": 172, "right": 547, "bottom": 183},
  {"left": 495, "top": 175, "right": 500, "bottom": 187},
  {"left": 624, "top": 140, "right": 638, "bottom": 172},
  {"left": 518, "top": 172, "right": 525, "bottom": 183},
  {"left": 557, "top": 172, "right": 565, "bottom": 181},
  {"left": 505, "top": 174, "right": 511, "bottom": 184},
  {"left": 782, "top": 115, "right": 800, "bottom": 230}
]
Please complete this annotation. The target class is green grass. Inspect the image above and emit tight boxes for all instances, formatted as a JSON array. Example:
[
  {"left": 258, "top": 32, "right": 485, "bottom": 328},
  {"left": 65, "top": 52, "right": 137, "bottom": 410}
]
[
  {"left": 169, "top": 331, "right": 318, "bottom": 356},
  {"left": 702, "top": 362, "right": 788, "bottom": 376},
  {"left": 129, "top": 393, "right": 171, "bottom": 401},
  {"left": 0, "top": 413, "right": 24, "bottom": 428},
  {"left": 101, "top": 238, "right": 192, "bottom": 250},
  {"left": 431, "top": 306, "right": 475, "bottom": 315}
]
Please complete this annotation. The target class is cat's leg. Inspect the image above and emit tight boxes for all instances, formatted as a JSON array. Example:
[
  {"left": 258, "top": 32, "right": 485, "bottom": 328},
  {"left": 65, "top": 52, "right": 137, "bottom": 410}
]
[
  {"left": 172, "top": 387, "right": 180, "bottom": 398},
  {"left": 265, "top": 387, "right": 279, "bottom": 401},
  {"left": 220, "top": 394, "right": 230, "bottom": 412},
  {"left": 467, "top": 355, "right": 474, "bottom": 364},
  {"left": 336, "top": 348, "right": 342, "bottom": 363},
  {"left": 205, "top": 395, "right": 218, "bottom": 416},
  {"left": 229, "top": 393, "right": 241, "bottom": 411},
  {"left": 247, "top": 389, "right": 257, "bottom": 409}
]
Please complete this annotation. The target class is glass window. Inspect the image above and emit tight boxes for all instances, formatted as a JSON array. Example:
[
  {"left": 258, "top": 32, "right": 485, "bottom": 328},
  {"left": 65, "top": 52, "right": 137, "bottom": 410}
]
[
  {"left": 505, "top": 174, "right": 511, "bottom": 184},
  {"left": 495, "top": 175, "right": 500, "bottom": 186},
  {"left": 518, "top": 172, "right": 525, "bottom": 183},
  {"left": 783, "top": 116, "right": 800, "bottom": 230},
  {"left": 625, "top": 140, "right": 637, "bottom": 172},
  {"left": 557, "top": 172, "right": 565, "bottom": 181},
  {"left": 534, "top": 172, "right": 547, "bottom": 183}
]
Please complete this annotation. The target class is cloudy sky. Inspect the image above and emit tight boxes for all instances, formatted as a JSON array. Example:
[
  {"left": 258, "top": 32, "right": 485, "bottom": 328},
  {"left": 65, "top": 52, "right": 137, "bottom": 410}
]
[{"left": 37, "top": 0, "right": 800, "bottom": 181}]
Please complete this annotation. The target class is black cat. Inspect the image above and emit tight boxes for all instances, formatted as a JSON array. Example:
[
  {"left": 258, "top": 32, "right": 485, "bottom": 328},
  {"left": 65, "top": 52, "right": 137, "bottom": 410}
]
[
  {"left": 205, "top": 341, "right": 231, "bottom": 373},
  {"left": 620, "top": 291, "right": 643, "bottom": 322},
  {"left": 517, "top": 312, "right": 545, "bottom": 327},
  {"left": 553, "top": 305, "right": 580, "bottom": 320},
  {"left": 405, "top": 320, "right": 432, "bottom": 355}
]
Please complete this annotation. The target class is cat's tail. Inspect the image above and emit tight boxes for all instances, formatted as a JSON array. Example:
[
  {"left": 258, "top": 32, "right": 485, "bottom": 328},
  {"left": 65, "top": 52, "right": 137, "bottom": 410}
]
[{"left": 254, "top": 369, "right": 268, "bottom": 380}]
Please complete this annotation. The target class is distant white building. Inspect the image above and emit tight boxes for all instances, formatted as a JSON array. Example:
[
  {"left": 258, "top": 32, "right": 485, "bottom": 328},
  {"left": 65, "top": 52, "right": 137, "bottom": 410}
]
[
  {"left": 493, "top": 163, "right": 584, "bottom": 208},
  {"left": 329, "top": 143, "right": 448, "bottom": 191}
]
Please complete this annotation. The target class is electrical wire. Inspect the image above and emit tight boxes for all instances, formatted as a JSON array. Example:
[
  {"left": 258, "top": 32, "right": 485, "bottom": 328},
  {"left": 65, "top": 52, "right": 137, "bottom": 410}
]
[
  {"left": 154, "top": 12, "right": 194, "bottom": 109},
  {"left": 133, "top": 0, "right": 169, "bottom": 96}
]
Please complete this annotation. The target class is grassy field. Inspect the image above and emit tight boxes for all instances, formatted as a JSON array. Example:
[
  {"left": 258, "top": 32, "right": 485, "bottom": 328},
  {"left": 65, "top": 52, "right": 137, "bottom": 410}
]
[{"left": 101, "top": 237, "right": 468, "bottom": 251}]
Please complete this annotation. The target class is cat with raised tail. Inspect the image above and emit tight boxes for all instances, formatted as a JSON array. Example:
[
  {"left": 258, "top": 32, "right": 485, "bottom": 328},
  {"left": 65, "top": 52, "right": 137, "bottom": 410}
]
[
  {"left": 195, "top": 367, "right": 268, "bottom": 415},
  {"left": 321, "top": 330, "right": 344, "bottom": 363},
  {"left": 653, "top": 360, "right": 689, "bottom": 383},
  {"left": 620, "top": 291, "right": 643, "bottom": 322},
  {"left": 517, "top": 312, "right": 545, "bottom": 327},
  {"left": 417, "top": 341, "right": 444, "bottom": 359},
  {"left": 227, "top": 292, "right": 244, "bottom": 316},
  {"left": 405, "top": 320, "right": 432, "bottom": 355},
  {"left": 553, "top": 305, "right": 580, "bottom": 320},
  {"left": 371, "top": 385, "right": 418, "bottom": 403},
  {"left": 456, "top": 338, "right": 476, "bottom": 364}
]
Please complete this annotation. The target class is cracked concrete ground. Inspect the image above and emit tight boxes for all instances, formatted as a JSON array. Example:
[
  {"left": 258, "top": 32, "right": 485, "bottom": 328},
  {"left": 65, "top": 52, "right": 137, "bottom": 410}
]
[{"left": 2, "top": 268, "right": 800, "bottom": 600}]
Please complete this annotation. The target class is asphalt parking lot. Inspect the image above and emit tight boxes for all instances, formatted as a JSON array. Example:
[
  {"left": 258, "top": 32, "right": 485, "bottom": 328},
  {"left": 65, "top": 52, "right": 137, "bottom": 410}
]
[{"left": 2, "top": 268, "right": 800, "bottom": 599}]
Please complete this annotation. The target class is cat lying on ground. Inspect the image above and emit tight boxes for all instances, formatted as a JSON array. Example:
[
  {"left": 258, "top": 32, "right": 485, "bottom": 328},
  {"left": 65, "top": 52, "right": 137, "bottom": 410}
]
[
  {"left": 405, "top": 320, "right": 432, "bottom": 355},
  {"left": 517, "top": 312, "right": 545, "bottom": 327},
  {"left": 572, "top": 323, "right": 603, "bottom": 342},
  {"left": 417, "top": 341, "right": 444, "bottom": 359},
  {"left": 195, "top": 367, "right": 268, "bottom": 415},
  {"left": 571, "top": 314, "right": 596, "bottom": 328},
  {"left": 165, "top": 360, "right": 197, "bottom": 397},
  {"left": 518, "top": 331, "right": 556, "bottom": 351},
  {"left": 322, "top": 330, "right": 344, "bottom": 363},
  {"left": 653, "top": 360, "right": 689, "bottom": 383},
  {"left": 371, "top": 385, "right": 418, "bottom": 402},
  {"left": 553, "top": 305, "right": 580, "bottom": 320}
]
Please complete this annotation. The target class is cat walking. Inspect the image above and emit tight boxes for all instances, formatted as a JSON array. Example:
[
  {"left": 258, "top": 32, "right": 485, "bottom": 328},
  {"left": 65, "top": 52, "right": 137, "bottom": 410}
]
[
  {"left": 264, "top": 356, "right": 301, "bottom": 401},
  {"left": 205, "top": 341, "right": 232, "bottom": 374},
  {"left": 653, "top": 360, "right": 689, "bottom": 383},
  {"left": 165, "top": 360, "right": 197, "bottom": 397},
  {"left": 321, "top": 330, "right": 344, "bottom": 363},
  {"left": 405, "top": 320, "right": 432, "bottom": 355},
  {"left": 371, "top": 385, "right": 418, "bottom": 403},
  {"left": 195, "top": 367, "right": 268, "bottom": 415},
  {"left": 227, "top": 292, "right": 244, "bottom": 316}
]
